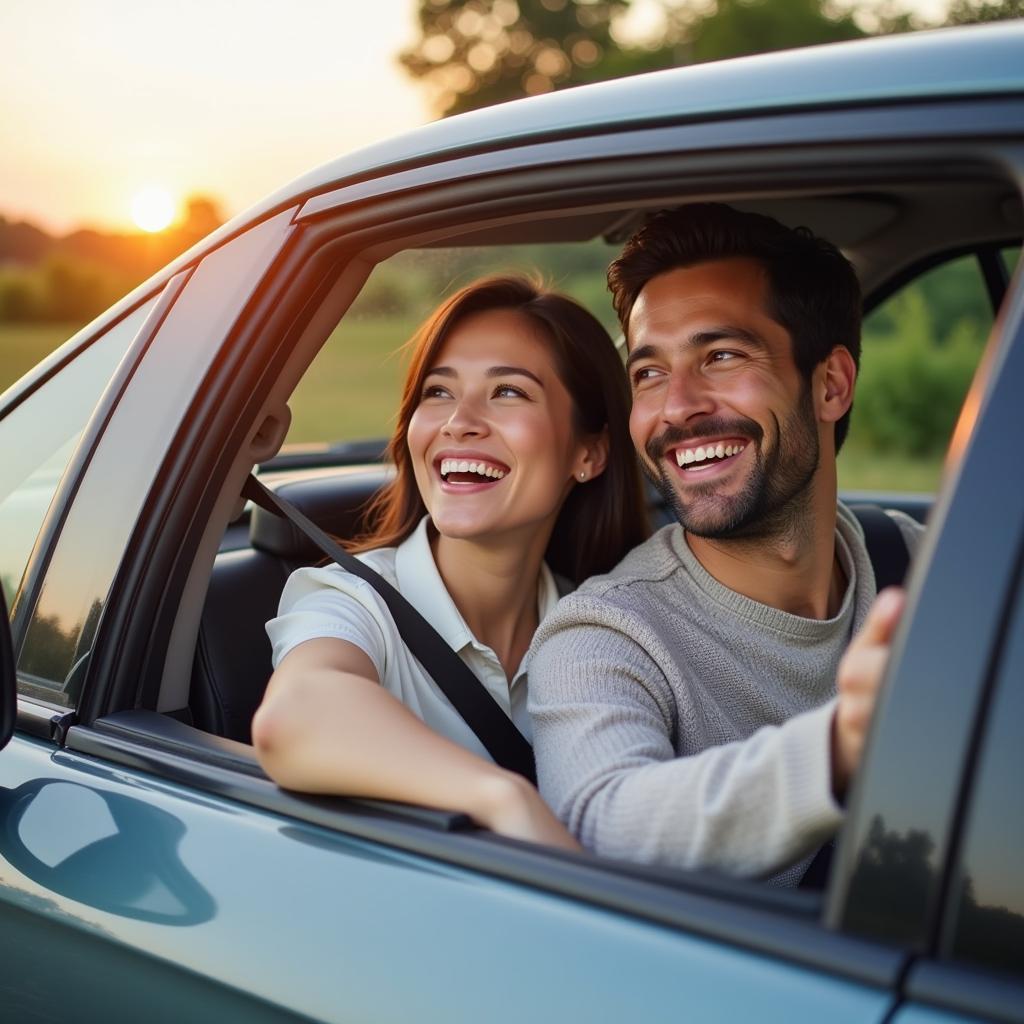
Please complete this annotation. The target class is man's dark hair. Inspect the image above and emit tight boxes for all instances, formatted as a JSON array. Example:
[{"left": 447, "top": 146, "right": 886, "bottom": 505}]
[{"left": 608, "top": 203, "right": 862, "bottom": 452}]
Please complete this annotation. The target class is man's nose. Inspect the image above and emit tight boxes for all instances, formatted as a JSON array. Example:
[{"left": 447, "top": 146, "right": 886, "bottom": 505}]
[
  {"left": 442, "top": 396, "right": 488, "bottom": 439},
  {"left": 661, "top": 367, "right": 715, "bottom": 425}
]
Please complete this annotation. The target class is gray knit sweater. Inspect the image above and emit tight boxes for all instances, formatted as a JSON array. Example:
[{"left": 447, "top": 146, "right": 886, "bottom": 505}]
[{"left": 528, "top": 503, "right": 922, "bottom": 885}]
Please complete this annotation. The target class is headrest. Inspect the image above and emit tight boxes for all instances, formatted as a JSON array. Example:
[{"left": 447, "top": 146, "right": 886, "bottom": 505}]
[{"left": 250, "top": 466, "right": 394, "bottom": 560}]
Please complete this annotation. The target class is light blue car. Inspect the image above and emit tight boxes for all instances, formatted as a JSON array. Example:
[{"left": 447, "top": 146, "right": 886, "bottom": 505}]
[{"left": 1, "top": 22, "right": 1023, "bottom": 1022}]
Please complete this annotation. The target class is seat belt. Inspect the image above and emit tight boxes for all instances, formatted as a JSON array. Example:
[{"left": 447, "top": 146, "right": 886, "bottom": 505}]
[
  {"left": 850, "top": 504, "right": 911, "bottom": 591},
  {"left": 800, "top": 503, "right": 911, "bottom": 889},
  {"left": 242, "top": 475, "right": 537, "bottom": 784}
]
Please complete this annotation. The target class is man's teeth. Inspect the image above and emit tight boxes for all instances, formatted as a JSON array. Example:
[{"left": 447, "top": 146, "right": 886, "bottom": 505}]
[
  {"left": 675, "top": 442, "right": 745, "bottom": 467},
  {"left": 440, "top": 458, "right": 506, "bottom": 479}
]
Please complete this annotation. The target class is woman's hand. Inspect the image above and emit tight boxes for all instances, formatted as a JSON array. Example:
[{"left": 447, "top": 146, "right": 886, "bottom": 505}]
[{"left": 470, "top": 770, "right": 581, "bottom": 852}]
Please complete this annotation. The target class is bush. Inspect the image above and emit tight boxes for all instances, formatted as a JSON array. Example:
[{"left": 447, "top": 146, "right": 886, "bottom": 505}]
[{"left": 854, "top": 313, "right": 983, "bottom": 457}]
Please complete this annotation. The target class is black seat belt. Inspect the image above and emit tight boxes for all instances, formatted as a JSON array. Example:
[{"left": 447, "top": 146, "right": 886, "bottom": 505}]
[
  {"left": 243, "top": 475, "right": 537, "bottom": 784},
  {"left": 850, "top": 504, "right": 911, "bottom": 592},
  {"left": 800, "top": 503, "right": 911, "bottom": 889}
]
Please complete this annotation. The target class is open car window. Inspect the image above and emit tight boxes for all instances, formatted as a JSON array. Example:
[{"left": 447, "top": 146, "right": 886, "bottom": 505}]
[{"left": 282, "top": 240, "right": 620, "bottom": 452}]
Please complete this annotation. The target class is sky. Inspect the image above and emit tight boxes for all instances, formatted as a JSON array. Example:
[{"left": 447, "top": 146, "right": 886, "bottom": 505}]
[
  {"left": 2, "top": 0, "right": 953, "bottom": 236},
  {"left": 1, "top": 0, "right": 433, "bottom": 234}
]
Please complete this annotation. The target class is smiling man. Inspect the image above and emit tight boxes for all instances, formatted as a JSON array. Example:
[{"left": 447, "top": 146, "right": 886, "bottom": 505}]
[{"left": 528, "top": 204, "right": 923, "bottom": 884}]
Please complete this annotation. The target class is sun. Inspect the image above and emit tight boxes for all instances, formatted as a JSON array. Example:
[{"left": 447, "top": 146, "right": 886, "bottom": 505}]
[{"left": 130, "top": 186, "right": 177, "bottom": 233}]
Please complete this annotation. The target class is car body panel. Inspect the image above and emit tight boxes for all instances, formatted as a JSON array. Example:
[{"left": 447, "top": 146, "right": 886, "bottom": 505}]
[{"left": 0, "top": 733, "right": 896, "bottom": 1024}]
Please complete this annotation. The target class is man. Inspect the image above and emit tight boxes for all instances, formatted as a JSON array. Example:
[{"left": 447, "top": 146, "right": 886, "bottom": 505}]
[{"left": 528, "top": 203, "right": 922, "bottom": 884}]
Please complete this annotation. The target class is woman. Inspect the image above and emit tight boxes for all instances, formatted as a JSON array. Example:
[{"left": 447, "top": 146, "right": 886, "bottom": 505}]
[{"left": 252, "top": 275, "right": 647, "bottom": 848}]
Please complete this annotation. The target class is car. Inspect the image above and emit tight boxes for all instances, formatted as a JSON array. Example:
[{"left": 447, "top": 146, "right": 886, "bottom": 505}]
[{"left": 1, "top": 21, "right": 1023, "bottom": 1023}]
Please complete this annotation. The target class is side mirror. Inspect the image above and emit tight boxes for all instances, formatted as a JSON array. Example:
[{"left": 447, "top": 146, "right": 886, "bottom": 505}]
[{"left": 0, "top": 590, "right": 16, "bottom": 751}]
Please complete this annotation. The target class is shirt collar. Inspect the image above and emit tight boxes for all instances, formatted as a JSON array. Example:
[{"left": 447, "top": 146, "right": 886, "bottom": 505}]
[{"left": 394, "top": 516, "right": 562, "bottom": 657}]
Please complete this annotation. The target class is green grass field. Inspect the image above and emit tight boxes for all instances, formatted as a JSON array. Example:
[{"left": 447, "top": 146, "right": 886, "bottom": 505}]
[
  {"left": 0, "top": 319, "right": 944, "bottom": 493},
  {"left": 0, "top": 322, "right": 85, "bottom": 393}
]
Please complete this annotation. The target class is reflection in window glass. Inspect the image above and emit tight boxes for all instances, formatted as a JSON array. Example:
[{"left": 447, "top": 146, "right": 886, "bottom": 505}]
[
  {"left": 944, "top": 574, "right": 1024, "bottom": 979},
  {"left": 284, "top": 241, "right": 619, "bottom": 449},
  {"left": 0, "top": 298, "right": 157, "bottom": 614},
  {"left": 840, "top": 255, "right": 992, "bottom": 494}
]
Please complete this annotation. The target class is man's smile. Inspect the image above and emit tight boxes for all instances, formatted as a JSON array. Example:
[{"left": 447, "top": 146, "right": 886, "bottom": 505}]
[{"left": 672, "top": 438, "right": 748, "bottom": 472}]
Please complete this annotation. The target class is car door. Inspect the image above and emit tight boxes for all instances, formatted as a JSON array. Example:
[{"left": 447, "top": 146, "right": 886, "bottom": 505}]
[
  {"left": 828, "top": 231, "right": 1024, "bottom": 1023},
  {"left": 0, "top": 200, "right": 913, "bottom": 1024},
  {"left": 0, "top": 210, "right": 298, "bottom": 1022},
  {"left": 891, "top": 559, "right": 1024, "bottom": 1021}
]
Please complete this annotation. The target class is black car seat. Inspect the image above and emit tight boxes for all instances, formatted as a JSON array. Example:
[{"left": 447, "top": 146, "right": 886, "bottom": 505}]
[{"left": 190, "top": 466, "right": 391, "bottom": 742}]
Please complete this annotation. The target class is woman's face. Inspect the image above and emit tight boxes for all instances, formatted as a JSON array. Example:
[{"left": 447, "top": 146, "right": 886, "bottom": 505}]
[{"left": 407, "top": 307, "right": 597, "bottom": 547}]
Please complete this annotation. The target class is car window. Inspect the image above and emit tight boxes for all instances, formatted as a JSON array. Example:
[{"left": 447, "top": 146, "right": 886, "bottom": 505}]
[
  {"left": 941, "top": 560, "right": 1024, "bottom": 979},
  {"left": 283, "top": 240, "right": 619, "bottom": 449},
  {"left": 0, "top": 297, "right": 158, "bottom": 615},
  {"left": 839, "top": 253, "right": 995, "bottom": 495}
]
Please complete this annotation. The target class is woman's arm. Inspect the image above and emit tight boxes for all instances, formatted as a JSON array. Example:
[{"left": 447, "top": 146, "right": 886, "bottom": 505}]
[{"left": 252, "top": 637, "right": 578, "bottom": 851}]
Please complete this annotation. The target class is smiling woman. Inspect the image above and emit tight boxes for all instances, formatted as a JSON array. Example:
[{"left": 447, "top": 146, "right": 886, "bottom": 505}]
[{"left": 251, "top": 274, "right": 648, "bottom": 846}]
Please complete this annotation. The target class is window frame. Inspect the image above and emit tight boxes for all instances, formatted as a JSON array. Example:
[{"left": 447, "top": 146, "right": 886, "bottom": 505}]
[
  {"left": 27, "top": 93, "right": 1023, "bottom": 997},
  {"left": 5, "top": 284, "right": 177, "bottom": 655}
]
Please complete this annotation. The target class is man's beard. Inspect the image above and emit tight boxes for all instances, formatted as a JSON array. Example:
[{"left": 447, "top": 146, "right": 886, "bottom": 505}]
[{"left": 644, "top": 387, "right": 820, "bottom": 542}]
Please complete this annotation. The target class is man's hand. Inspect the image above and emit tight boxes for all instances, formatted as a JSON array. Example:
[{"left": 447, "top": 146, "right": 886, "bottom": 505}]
[{"left": 832, "top": 587, "right": 906, "bottom": 799}]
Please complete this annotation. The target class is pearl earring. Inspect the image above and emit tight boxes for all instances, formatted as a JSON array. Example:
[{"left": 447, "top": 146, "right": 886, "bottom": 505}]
[{"left": 579, "top": 471, "right": 587, "bottom": 481}]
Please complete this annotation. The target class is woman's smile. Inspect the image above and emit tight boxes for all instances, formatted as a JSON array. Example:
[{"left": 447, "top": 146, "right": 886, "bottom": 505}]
[{"left": 435, "top": 450, "right": 510, "bottom": 488}]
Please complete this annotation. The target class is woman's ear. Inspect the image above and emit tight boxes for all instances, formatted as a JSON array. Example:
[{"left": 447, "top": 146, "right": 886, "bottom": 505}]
[
  {"left": 575, "top": 427, "right": 610, "bottom": 482},
  {"left": 818, "top": 346, "right": 856, "bottom": 426}
]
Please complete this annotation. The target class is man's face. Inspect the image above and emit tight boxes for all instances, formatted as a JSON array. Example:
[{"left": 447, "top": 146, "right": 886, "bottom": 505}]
[{"left": 626, "top": 257, "right": 821, "bottom": 540}]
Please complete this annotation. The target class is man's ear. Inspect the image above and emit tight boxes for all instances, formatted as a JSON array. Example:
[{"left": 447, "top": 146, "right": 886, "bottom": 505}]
[
  {"left": 575, "top": 427, "right": 610, "bottom": 482},
  {"left": 817, "top": 346, "right": 856, "bottom": 426}
]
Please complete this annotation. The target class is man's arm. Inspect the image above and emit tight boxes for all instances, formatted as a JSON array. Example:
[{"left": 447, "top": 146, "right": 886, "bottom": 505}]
[
  {"left": 530, "top": 589, "right": 907, "bottom": 878},
  {"left": 528, "top": 613, "right": 843, "bottom": 879}
]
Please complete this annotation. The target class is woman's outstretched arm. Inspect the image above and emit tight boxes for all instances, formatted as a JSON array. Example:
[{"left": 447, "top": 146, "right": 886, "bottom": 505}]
[{"left": 252, "top": 637, "right": 578, "bottom": 851}]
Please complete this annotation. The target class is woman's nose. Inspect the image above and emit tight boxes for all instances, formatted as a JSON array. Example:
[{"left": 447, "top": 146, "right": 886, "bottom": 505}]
[{"left": 442, "top": 397, "right": 488, "bottom": 439}]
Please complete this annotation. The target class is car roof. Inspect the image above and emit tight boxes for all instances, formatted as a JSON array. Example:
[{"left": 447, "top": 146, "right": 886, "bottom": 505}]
[{"left": 272, "top": 22, "right": 1024, "bottom": 205}]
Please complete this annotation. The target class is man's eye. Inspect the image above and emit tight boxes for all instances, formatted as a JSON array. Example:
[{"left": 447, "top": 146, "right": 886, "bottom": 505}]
[
  {"left": 709, "top": 350, "right": 740, "bottom": 364},
  {"left": 631, "top": 366, "right": 660, "bottom": 385}
]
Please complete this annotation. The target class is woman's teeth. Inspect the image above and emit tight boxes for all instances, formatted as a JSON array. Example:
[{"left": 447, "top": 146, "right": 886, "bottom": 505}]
[{"left": 440, "top": 459, "right": 506, "bottom": 480}]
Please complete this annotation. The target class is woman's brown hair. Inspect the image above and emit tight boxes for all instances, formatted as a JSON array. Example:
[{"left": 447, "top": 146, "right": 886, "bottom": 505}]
[{"left": 350, "top": 274, "right": 648, "bottom": 583}]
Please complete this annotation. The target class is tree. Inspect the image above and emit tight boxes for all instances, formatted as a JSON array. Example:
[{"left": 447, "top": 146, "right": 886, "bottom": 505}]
[
  {"left": 943, "top": 0, "right": 1024, "bottom": 22},
  {"left": 676, "top": 0, "right": 864, "bottom": 64},
  {"left": 399, "top": 0, "right": 676, "bottom": 118}
]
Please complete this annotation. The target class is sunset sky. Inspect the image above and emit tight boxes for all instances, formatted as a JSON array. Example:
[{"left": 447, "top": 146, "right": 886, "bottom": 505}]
[
  {"left": 3, "top": 0, "right": 952, "bottom": 236},
  {"left": 1, "top": 0, "right": 433, "bottom": 234}
]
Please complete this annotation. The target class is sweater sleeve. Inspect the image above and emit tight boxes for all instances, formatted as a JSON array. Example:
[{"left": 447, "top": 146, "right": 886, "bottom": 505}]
[{"left": 528, "top": 609, "right": 844, "bottom": 880}]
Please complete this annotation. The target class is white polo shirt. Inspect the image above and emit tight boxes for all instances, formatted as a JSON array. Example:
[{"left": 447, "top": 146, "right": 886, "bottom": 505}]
[{"left": 266, "top": 516, "right": 562, "bottom": 762}]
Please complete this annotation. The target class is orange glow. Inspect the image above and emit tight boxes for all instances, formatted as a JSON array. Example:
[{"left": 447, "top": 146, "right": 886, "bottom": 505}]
[{"left": 130, "top": 186, "right": 177, "bottom": 233}]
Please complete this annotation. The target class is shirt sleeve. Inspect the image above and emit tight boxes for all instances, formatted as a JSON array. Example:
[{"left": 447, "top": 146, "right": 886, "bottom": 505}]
[
  {"left": 266, "top": 565, "right": 391, "bottom": 680},
  {"left": 528, "top": 605, "right": 843, "bottom": 880}
]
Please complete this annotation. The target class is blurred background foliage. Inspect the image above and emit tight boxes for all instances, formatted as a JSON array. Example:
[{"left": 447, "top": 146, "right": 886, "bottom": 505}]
[{"left": 399, "top": 0, "right": 1023, "bottom": 118}]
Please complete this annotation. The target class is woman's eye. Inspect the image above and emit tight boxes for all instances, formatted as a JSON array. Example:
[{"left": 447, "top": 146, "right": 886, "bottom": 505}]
[
  {"left": 421, "top": 384, "right": 452, "bottom": 399},
  {"left": 493, "top": 384, "right": 527, "bottom": 399}
]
